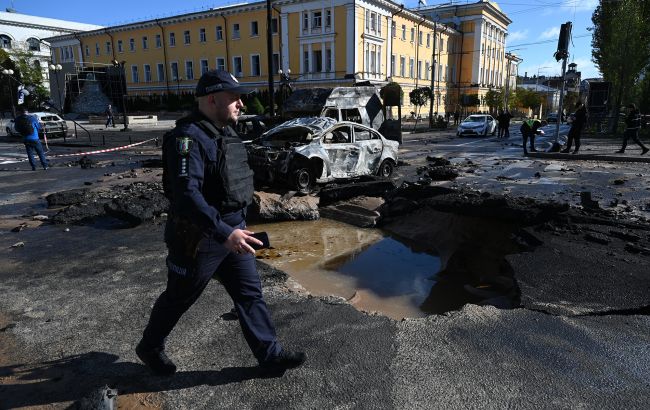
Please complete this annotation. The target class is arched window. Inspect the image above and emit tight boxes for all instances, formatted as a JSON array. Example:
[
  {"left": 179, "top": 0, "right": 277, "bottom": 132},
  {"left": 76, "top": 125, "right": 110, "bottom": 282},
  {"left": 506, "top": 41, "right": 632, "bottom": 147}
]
[
  {"left": 27, "top": 37, "right": 40, "bottom": 51},
  {"left": 0, "top": 35, "right": 12, "bottom": 49}
]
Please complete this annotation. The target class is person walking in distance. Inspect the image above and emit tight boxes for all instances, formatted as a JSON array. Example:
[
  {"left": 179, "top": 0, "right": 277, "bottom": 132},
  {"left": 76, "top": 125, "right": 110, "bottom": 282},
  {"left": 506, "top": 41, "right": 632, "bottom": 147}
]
[
  {"left": 105, "top": 104, "right": 115, "bottom": 128},
  {"left": 519, "top": 118, "right": 547, "bottom": 155},
  {"left": 562, "top": 102, "right": 588, "bottom": 154},
  {"left": 616, "top": 103, "right": 648, "bottom": 155},
  {"left": 15, "top": 108, "right": 48, "bottom": 170},
  {"left": 135, "top": 70, "right": 306, "bottom": 376},
  {"left": 497, "top": 109, "right": 513, "bottom": 138}
]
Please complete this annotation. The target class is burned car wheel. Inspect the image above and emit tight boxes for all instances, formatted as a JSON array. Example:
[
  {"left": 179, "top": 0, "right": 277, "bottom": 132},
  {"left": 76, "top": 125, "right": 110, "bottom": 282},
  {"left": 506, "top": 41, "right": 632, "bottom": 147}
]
[
  {"left": 293, "top": 167, "right": 314, "bottom": 193},
  {"left": 377, "top": 159, "right": 394, "bottom": 178}
]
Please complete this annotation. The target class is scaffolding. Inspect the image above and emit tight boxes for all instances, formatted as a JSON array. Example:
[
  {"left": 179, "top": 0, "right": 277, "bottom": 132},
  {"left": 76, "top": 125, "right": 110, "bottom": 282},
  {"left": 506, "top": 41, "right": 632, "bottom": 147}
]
[{"left": 63, "top": 62, "right": 126, "bottom": 114}]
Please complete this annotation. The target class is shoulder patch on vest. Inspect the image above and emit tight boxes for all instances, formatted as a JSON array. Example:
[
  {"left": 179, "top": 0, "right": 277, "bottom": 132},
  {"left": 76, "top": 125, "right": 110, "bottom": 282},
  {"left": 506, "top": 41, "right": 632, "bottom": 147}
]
[{"left": 176, "top": 136, "right": 193, "bottom": 156}]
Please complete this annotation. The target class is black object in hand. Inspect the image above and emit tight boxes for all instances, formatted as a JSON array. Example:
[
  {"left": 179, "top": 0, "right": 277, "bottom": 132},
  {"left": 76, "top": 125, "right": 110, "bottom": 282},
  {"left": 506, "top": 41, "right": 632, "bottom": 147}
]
[{"left": 250, "top": 232, "right": 270, "bottom": 250}]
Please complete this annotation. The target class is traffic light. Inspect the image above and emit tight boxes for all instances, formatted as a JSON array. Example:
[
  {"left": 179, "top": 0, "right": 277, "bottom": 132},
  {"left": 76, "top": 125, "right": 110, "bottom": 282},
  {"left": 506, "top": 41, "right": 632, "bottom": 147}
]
[{"left": 555, "top": 22, "right": 572, "bottom": 61}]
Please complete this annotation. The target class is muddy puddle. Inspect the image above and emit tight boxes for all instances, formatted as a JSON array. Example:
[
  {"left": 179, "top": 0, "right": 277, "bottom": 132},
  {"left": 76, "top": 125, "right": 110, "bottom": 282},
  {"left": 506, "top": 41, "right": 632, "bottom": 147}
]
[{"left": 250, "top": 209, "right": 520, "bottom": 320}]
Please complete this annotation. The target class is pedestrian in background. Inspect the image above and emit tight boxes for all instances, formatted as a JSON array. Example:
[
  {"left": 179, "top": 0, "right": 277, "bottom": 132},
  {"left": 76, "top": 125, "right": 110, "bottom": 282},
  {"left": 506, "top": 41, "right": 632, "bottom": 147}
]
[
  {"left": 562, "top": 102, "right": 587, "bottom": 154},
  {"left": 15, "top": 108, "right": 48, "bottom": 170},
  {"left": 105, "top": 104, "right": 115, "bottom": 128},
  {"left": 135, "top": 70, "right": 306, "bottom": 376},
  {"left": 497, "top": 109, "right": 513, "bottom": 138},
  {"left": 453, "top": 110, "right": 460, "bottom": 126},
  {"left": 616, "top": 103, "right": 649, "bottom": 155}
]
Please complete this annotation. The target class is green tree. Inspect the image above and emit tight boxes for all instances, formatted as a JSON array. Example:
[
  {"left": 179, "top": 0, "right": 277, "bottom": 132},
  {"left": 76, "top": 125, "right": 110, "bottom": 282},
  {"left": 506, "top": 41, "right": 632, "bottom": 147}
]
[
  {"left": 483, "top": 88, "right": 503, "bottom": 114},
  {"left": 591, "top": 0, "right": 650, "bottom": 125},
  {"left": 514, "top": 87, "right": 544, "bottom": 112},
  {"left": 0, "top": 49, "right": 49, "bottom": 112}
]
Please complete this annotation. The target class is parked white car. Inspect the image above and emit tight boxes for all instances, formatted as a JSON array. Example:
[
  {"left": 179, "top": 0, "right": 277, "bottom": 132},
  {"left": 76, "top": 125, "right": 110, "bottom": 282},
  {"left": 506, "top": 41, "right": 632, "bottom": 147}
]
[
  {"left": 5, "top": 112, "right": 68, "bottom": 138},
  {"left": 456, "top": 114, "right": 497, "bottom": 137}
]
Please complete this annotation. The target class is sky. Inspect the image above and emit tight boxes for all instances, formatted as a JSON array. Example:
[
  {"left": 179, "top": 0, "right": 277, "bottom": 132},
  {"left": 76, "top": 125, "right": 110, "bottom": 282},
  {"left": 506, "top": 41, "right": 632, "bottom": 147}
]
[{"left": 4, "top": 0, "right": 601, "bottom": 80}]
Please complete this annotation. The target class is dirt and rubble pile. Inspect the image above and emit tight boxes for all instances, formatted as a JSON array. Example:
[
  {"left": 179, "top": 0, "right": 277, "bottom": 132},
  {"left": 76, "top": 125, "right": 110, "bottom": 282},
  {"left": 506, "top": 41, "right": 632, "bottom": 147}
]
[{"left": 250, "top": 191, "right": 319, "bottom": 221}]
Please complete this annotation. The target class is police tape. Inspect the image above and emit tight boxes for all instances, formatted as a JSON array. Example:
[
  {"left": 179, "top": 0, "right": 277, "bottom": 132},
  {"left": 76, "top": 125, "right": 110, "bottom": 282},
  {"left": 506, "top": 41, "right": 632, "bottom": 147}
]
[{"left": 49, "top": 138, "right": 158, "bottom": 158}]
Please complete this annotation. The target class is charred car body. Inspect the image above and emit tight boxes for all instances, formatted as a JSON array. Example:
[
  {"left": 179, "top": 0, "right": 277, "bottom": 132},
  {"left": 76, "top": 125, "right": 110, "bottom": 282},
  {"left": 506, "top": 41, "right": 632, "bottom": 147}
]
[{"left": 246, "top": 117, "right": 399, "bottom": 193}]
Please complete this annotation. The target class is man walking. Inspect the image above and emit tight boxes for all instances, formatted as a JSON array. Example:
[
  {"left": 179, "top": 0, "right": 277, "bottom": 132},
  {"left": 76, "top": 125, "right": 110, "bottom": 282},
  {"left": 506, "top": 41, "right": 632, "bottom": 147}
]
[
  {"left": 616, "top": 103, "right": 648, "bottom": 155},
  {"left": 520, "top": 118, "right": 547, "bottom": 155},
  {"left": 497, "top": 109, "right": 513, "bottom": 138},
  {"left": 562, "top": 102, "right": 587, "bottom": 154},
  {"left": 135, "top": 70, "right": 306, "bottom": 376},
  {"left": 15, "top": 108, "right": 48, "bottom": 170},
  {"left": 105, "top": 104, "right": 115, "bottom": 128}
]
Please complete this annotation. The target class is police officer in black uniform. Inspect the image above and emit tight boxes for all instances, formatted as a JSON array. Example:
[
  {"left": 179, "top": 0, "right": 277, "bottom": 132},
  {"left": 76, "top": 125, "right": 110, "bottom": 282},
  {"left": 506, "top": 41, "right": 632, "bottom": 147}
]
[
  {"left": 616, "top": 103, "right": 649, "bottom": 155},
  {"left": 136, "top": 70, "right": 306, "bottom": 375}
]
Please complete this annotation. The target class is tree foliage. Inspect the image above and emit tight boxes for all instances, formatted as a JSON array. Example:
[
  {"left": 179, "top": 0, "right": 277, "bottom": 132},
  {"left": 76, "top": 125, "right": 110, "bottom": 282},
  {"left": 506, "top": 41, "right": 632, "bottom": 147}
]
[
  {"left": 483, "top": 88, "right": 504, "bottom": 113},
  {"left": 459, "top": 93, "right": 480, "bottom": 107},
  {"left": 409, "top": 87, "right": 431, "bottom": 108},
  {"left": 0, "top": 49, "right": 49, "bottom": 112},
  {"left": 514, "top": 87, "right": 544, "bottom": 110},
  {"left": 591, "top": 0, "right": 650, "bottom": 111}
]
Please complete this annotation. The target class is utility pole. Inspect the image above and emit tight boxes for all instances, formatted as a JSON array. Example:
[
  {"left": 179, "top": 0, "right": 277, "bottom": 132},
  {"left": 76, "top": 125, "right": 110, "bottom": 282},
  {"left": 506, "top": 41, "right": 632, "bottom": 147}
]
[
  {"left": 428, "top": 22, "right": 437, "bottom": 128},
  {"left": 266, "top": 0, "right": 275, "bottom": 118}
]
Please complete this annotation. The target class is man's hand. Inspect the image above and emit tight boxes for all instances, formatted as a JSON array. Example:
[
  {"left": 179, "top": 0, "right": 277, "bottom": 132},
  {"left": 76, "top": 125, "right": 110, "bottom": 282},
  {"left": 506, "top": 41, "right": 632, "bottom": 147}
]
[{"left": 223, "top": 229, "right": 263, "bottom": 255}]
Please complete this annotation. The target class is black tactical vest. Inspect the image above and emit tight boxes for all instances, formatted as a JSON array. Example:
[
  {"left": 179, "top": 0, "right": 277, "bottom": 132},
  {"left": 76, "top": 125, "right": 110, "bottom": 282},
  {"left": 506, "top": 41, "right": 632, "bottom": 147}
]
[{"left": 195, "top": 120, "right": 255, "bottom": 212}]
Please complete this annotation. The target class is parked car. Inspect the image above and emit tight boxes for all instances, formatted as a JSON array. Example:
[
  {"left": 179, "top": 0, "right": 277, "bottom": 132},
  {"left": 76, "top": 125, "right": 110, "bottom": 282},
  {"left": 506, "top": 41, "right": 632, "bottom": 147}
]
[
  {"left": 246, "top": 117, "right": 399, "bottom": 193},
  {"left": 456, "top": 114, "right": 497, "bottom": 137},
  {"left": 5, "top": 112, "right": 68, "bottom": 138}
]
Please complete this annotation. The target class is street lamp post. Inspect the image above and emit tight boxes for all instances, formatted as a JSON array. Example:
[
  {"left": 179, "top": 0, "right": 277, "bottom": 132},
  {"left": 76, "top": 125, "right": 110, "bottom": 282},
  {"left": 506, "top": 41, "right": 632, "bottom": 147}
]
[
  {"left": 277, "top": 68, "right": 292, "bottom": 119},
  {"left": 113, "top": 60, "right": 130, "bottom": 132},
  {"left": 48, "top": 64, "right": 63, "bottom": 113},
  {"left": 1, "top": 69, "right": 16, "bottom": 118}
]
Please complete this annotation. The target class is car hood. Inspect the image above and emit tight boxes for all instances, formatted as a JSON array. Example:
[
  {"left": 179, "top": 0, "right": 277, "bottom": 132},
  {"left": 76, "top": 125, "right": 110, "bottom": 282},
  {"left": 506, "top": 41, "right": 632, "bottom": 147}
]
[{"left": 459, "top": 121, "right": 486, "bottom": 127}]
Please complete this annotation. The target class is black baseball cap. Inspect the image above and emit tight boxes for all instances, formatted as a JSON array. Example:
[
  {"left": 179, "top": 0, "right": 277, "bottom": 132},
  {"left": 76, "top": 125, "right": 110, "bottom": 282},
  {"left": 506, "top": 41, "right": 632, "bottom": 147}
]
[{"left": 195, "top": 70, "right": 252, "bottom": 96}]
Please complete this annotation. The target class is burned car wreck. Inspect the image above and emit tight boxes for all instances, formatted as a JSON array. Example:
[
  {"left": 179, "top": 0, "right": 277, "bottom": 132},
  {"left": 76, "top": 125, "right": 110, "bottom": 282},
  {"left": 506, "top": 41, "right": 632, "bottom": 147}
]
[{"left": 246, "top": 117, "right": 399, "bottom": 193}]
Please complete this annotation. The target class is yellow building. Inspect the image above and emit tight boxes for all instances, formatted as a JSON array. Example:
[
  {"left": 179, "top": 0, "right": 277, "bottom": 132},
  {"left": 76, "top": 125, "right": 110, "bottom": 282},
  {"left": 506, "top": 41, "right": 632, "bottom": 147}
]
[
  {"left": 45, "top": 0, "right": 512, "bottom": 115},
  {"left": 417, "top": 0, "right": 512, "bottom": 111}
]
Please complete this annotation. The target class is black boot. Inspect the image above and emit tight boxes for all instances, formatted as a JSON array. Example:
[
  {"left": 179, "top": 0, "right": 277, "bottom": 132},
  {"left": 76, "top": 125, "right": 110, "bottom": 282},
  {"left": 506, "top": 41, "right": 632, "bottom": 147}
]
[
  {"left": 136, "top": 340, "right": 177, "bottom": 375},
  {"left": 260, "top": 349, "right": 307, "bottom": 372}
]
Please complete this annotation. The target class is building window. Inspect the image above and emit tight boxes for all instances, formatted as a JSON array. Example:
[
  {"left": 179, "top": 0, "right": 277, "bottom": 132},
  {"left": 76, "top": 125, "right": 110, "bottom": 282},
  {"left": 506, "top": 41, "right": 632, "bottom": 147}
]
[
  {"left": 325, "top": 10, "right": 332, "bottom": 28},
  {"left": 272, "top": 53, "right": 280, "bottom": 74},
  {"left": 142, "top": 36, "right": 148, "bottom": 50},
  {"left": 95, "top": 43, "right": 100, "bottom": 56},
  {"left": 129, "top": 38, "right": 135, "bottom": 52},
  {"left": 0, "top": 35, "right": 11, "bottom": 49},
  {"left": 144, "top": 64, "right": 151, "bottom": 82},
  {"left": 105, "top": 41, "right": 111, "bottom": 54},
  {"left": 169, "top": 32, "right": 176, "bottom": 46},
  {"left": 85, "top": 45, "right": 90, "bottom": 56},
  {"left": 418, "top": 31, "right": 423, "bottom": 45},
  {"left": 117, "top": 40, "right": 123, "bottom": 53},
  {"left": 184, "top": 30, "right": 191, "bottom": 44},
  {"left": 399, "top": 56, "right": 405, "bottom": 77},
  {"left": 303, "top": 51, "right": 309, "bottom": 73},
  {"left": 251, "top": 21, "right": 259, "bottom": 36},
  {"left": 216, "top": 57, "right": 225, "bottom": 71},
  {"left": 313, "top": 11, "right": 322, "bottom": 28},
  {"left": 314, "top": 50, "right": 323, "bottom": 72},
  {"left": 425, "top": 61, "right": 430, "bottom": 80},
  {"left": 440, "top": 38, "right": 444, "bottom": 52},
  {"left": 370, "top": 12, "right": 376, "bottom": 33},
  {"left": 155, "top": 34, "right": 162, "bottom": 48},
  {"left": 233, "top": 24, "right": 240, "bottom": 39},
  {"left": 200, "top": 59, "right": 209, "bottom": 75},
  {"left": 157, "top": 63, "right": 165, "bottom": 81},
  {"left": 391, "top": 54, "right": 395, "bottom": 75},
  {"left": 185, "top": 61, "right": 194, "bottom": 80},
  {"left": 171, "top": 62, "right": 179, "bottom": 81},
  {"left": 233, "top": 56, "right": 242, "bottom": 77},
  {"left": 401, "top": 25, "right": 406, "bottom": 41},
  {"left": 326, "top": 48, "right": 332, "bottom": 72},
  {"left": 303, "top": 12, "right": 309, "bottom": 31},
  {"left": 251, "top": 54, "right": 261, "bottom": 76},
  {"left": 131, "top": 65, "right": 139, "bottom": 83},
  {"left": 27, "top": 38, "right": 40, "bottom": 51},
  {"left": 417, "top": 60, "right": 422, "bottom": 79},
  {"left": 410, "top": 28, "right": 415, "bottom": 42},
  {"left": 216, "top": 26, "right": 223, "bottom": 41},
  {"left": 199, "top": 28, "right": 206, "bottom": 43},
  {"left": 409, "top": 58, "right": 414, "bottom": 78},
  {"left": 369, "top": 49, "right": 376, "bottom": 74},
  {"left": 392, "top": 22, "right": 396, "bottom": 38},
  {"left": 271, "top": 18, "right": 279, "bottom": 34},
  {"left": 427, "top": 33, "right": 430, "bottom": 48}
]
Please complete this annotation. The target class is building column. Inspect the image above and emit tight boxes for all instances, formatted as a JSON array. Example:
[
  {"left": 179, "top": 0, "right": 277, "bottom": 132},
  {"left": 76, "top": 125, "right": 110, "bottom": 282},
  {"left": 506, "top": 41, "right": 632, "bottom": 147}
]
[
  {"left": 281, "top": 13, "right": 289, "bottom": 71},
  {"left": 346, "top": 4, "right": 355, "bottom": 76}
]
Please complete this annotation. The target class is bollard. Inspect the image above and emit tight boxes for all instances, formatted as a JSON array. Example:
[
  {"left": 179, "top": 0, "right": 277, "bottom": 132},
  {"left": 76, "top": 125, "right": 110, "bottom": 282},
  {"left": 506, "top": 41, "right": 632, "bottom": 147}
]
[
  {"left": 63, "top": 132, "right": 67, "bottom": 143},
  {"left": 155, "top": 138, "right": 159, "bottom": 147},
  {"left": 102, "top": 134, "right": 106, "bottom": 146},
  {"left": 74, "top": 123, "right": 78, "bottom": 139},
  {"left": 129, "top": 136, "right": 132, "bottom": 145}
]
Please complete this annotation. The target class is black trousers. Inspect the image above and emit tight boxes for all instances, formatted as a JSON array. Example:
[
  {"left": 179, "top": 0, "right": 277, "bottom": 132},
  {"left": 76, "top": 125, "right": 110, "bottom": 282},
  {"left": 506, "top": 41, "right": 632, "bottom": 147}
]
[
  {"left": 522, "top": 132, "right": 536, "bottom": 152},
  {"left": 620, "top": 129, "right": 647, "bottom": 151},
  {"left": 142, "top": 229, "right": 281, "bottom": 363},
  {"left": 565, "top": 126, "right": 582, "bottom": 151}
]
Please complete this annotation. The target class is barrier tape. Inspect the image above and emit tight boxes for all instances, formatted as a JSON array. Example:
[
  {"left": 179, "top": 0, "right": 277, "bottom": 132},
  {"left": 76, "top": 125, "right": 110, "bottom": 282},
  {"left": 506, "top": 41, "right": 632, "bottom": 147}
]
[{"left": 49, "top": 138, "right": 158, "bottom": 158}]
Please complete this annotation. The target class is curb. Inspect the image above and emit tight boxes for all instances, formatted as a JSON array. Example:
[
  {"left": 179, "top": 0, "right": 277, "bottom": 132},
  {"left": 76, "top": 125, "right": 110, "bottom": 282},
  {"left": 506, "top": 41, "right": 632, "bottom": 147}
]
[{"left": 526, "top": 151, "right": 650, "bottom": 163}]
